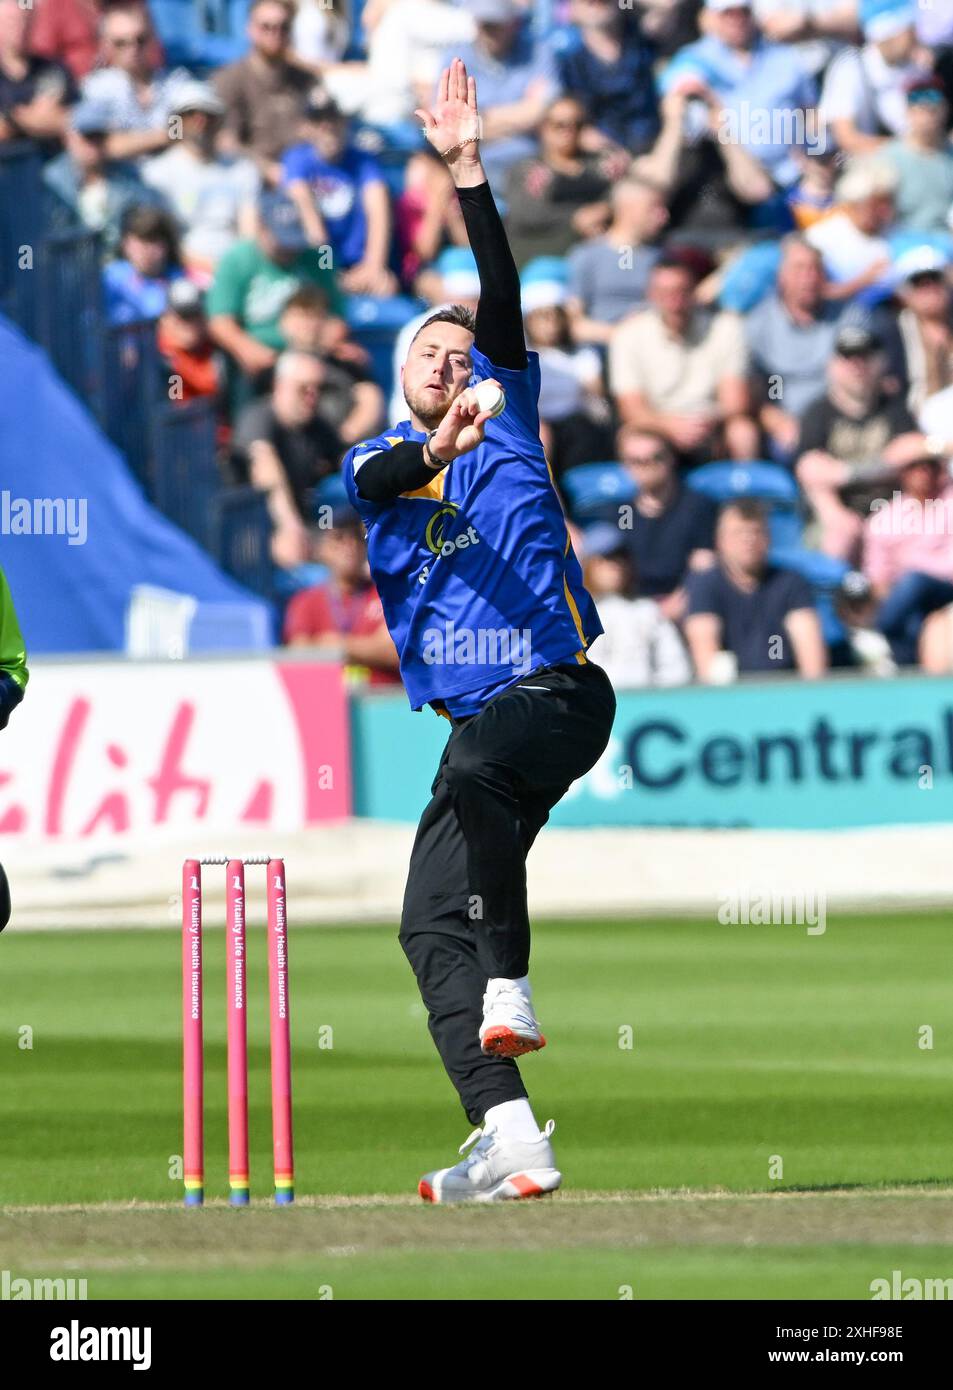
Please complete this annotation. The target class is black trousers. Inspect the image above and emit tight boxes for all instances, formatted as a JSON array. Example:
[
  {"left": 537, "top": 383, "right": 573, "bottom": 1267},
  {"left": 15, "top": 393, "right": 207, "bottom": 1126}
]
[{"left": 399, "top": 660, "right": 616, "bottom": 1124}]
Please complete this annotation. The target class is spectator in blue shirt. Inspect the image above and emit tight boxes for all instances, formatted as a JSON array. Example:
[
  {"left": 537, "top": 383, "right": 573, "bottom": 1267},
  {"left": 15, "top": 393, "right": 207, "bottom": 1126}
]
[
  {"left": 103, "top": 205, "right": 188, "bottom": 325},
  {"left": 661, "top": 0, "right": 818, "bottom": 191},
  {"left": 440, "top": 0, "right": 561, "bottom": 200},
  {"left": 557, "top": 0, "right": 660, "bottom": 155},
  {"left": 282, "top": 94, "right": 399, "bottom": 297}
]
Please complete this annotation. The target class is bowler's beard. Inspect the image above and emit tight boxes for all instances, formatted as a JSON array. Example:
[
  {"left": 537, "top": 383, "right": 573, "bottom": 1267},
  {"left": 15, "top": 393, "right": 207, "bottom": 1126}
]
[{"left": 405, "top": 386, "right": 452, "bottom": 430}]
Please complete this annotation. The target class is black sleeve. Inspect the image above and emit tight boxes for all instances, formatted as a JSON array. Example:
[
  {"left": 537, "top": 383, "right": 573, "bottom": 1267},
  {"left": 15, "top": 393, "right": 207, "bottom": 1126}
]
[
  {"left": 355, "top": 441, "right": 439, "bottom": 503},
  {"left": 456, "top": 180, "right": 528, "bottom": 371}
]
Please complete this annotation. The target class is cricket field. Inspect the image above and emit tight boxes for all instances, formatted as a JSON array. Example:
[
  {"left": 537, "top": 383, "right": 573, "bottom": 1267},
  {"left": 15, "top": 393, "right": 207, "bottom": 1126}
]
[{"left": 1, "top": 912, "right": 951, "bottom": 1300}]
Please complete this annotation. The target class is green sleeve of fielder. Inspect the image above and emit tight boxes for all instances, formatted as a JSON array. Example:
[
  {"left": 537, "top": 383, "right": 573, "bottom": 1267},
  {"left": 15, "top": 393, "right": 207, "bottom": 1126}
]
[{"left": 0, "top": 566, "right": 28, "bottom": 728}]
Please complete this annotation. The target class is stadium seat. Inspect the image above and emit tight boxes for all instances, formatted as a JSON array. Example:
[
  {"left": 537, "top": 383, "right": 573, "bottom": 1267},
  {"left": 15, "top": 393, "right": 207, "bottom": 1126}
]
[
  {"left": 771, "top": 548, "right": 849, "bottom": 646},
  {"left": 149, "top": 0, "right": 251, "bottom": 69},
  {"left": 559, "top": 462, "right": 633, "bottom": 520},
  {"left": 686, "top": 461, "right": 803, "bottom": 554}
]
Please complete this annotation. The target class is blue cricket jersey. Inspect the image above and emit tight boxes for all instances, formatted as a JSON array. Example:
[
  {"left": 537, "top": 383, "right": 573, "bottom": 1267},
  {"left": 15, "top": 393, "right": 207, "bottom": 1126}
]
[{"left": 342, "top": 346, "right": 603, "bottom": 713}]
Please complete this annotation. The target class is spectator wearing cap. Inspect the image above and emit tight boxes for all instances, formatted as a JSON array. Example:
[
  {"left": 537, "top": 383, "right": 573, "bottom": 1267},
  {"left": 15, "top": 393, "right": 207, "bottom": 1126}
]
[
  {"left": 0, "top": 0, "right": 76, "bottom": 153},
  {"left": 141, "top": 82, "right": 260, "bottom": 281},
  {"left": 439, "top": 0, "right": 561, "bottom": 199},
  {"left": 233, "top": 350, "right": 344, "bottom": 570},
  {"left": 281, "top": 95, "right": 399, "bottom": 297},
  {"left": 819, "top": 1, "right": 928, "bottom": 156},
  {"left": 881, "top": 78, "right": 953, "bottom": 233},
  {"left": 685, "top": 499, "right": 827, "bottom": 680},
  {"left": 565, "top": 175, "right": 669, "bottom": 347},
  {"left": 43, "top": 97, "right": 158, "bottom": 251},
  {"left": 275, "top": 286, "right": 384, "bottom": 446},
  {"left": 863, "top": 444, "right": 953, "bottom": 664},
  {"left": 745, "top": 235, "right": 846, "bottom": 462},
  {"left": 796, "top": 323, "right": 919, "bottom": 557},
  {"left": 520, "top": 259, "right": 614, "bottom": 479},
  {"left": 80, "top": 3, "right": 191, "bottom": 161},
  {"left": 387, "top": 247, "right": 481, "bottom": 420},
  {"left": 206, "top": 192, "right": 344, "bottom": 384},
  {"left": 634, "top": 75, "right": 776, "bottom": 250},
  {"left": 609, "top": 257, "right": 758, "bottom": 464},
  {"left": 581, "top": 524, "right": 692, "bottom": 688},
  {"left": 102, "top": 204, "right": 188, "bottom": 325},
  {"left": 805, "top": 159, "right": 896, "bottom": 302},
  {"left": 157, "top": 280, "right": 223, "bottom": 411},
  {"left": 593, "top": 425, "right": 717, "bottom": 622},
  {"left": 893, "top": 247, "right": 953, "bottom": 415},
  {"left": 503, "top": 95, "right": 616, "bottom": 270},
  {"left": 556, "top": 0, "right": 660, "bottom": 156},
  {"left": 214, "top": 0, "right": 315, "bottom": 185},
  {"left": 394, "top": 144, "right": 469, "bottom": 290},
  {"left": 283, "top": 507, "right": 400, "bottom": 686},
  {"left": 659, "top": 0, "right": 818, "bottom": 192}
]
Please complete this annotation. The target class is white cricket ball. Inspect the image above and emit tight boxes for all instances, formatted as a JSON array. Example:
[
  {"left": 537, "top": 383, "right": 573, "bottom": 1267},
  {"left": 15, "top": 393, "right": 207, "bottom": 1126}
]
[{"left": 473, "top": 380, "right": 506, "bottom": 418}]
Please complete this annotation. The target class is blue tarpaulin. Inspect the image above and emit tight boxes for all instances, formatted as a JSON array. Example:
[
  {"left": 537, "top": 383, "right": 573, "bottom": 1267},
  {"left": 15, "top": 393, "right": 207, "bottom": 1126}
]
[{"left": 0, "top": 315, "right": 270, "bottom": 653}]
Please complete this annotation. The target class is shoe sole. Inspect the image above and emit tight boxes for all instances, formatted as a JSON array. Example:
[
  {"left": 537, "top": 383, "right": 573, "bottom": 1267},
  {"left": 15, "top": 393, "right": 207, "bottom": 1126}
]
[
  {"left": 480, "top": 1025, "right": 547, "bottom": 1058},
  {"left": 418, "top": 1168, "right": 562, "bottom": 1204}
]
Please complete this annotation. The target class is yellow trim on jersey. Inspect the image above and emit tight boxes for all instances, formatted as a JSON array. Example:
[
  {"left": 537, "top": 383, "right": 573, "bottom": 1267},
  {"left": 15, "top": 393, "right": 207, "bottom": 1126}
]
[
  {"left": 544, "top": 453, "right": 590, "bottom": 652},
  {"left": 401, "top": 472, "right": 447, "bottom": 502}
]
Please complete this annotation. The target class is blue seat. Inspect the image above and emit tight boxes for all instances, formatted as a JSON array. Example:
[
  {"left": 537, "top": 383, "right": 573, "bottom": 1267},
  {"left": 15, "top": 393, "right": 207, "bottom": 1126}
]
[
  {"left": 559, "top": 461, "right": 633, "bottom": 520},
  {"left": 344, "top": 293, "right": 424, "bottom": 398},
  {"left": 686, "top": 460, "right": 803, "bottom": 555},
  {"left": 150, "top": 0, "right": 251, "bottom": 68},
  {"left": 771, "top": 548, "right": 849, "bottom": 645}
]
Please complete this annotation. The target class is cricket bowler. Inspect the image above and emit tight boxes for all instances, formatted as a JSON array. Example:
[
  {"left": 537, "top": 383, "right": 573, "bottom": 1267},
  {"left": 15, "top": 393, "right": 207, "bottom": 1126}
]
[
  {"left": 342, "top": 60, "right": 616, "bottom": 1202},
  {"left": 0, "top": 564, "right": 29, "bottom": 931}
]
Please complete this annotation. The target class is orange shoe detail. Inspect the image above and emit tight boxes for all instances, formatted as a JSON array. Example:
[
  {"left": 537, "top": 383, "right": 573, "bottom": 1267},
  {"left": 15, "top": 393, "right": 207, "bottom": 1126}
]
[
  {"left": 418, "top": 1179, "right": 435, "bottom": 1202},
  {"left": 509, "top": 1173, "right": 547, "bottom": 1197},
  {"left": 481, "top": 1025, "right": 547, "bottom": 1058}
]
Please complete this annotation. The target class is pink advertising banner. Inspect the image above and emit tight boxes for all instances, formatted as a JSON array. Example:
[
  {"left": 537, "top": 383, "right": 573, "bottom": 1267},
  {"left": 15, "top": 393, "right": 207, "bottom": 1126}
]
[{"left": 0, "top": 659, "right": 351, "bottom": 845}]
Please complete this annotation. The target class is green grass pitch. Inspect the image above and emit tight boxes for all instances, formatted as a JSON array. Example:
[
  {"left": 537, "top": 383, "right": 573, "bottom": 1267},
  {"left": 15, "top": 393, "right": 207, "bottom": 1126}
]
[{"left": 1, "top": 912, "right": 951, "bottom": 1299}]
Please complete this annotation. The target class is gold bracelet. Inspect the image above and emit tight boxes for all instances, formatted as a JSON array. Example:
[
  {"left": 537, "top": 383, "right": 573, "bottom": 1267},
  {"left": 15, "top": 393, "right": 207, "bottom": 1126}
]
[{"left": 439, "top": 136, "right": 479, "bottom": 162}]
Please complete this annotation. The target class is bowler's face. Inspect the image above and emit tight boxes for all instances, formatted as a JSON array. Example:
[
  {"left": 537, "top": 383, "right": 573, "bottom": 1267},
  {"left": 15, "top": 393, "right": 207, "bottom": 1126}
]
[{"left": 402, "top": 321, "right": 475, "bottom": 428}]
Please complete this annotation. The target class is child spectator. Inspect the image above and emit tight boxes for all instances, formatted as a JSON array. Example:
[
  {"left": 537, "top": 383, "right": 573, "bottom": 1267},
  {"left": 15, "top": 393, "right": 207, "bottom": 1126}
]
[
  {"left": 103, "top": 205, "right": 187, "bottom": 324},
  {"left": 582, "top": 524, "right": 692, "bottom": 688},
  {"left": 281, "top": 94, "right": 399, "bottom": 296},
  {"left": 882, "top": 77, "right": 953, "bottom": 233},
  {"left": 157, "top": 280, "right": 222, "bottom": 407},
  {"left": 806, "top": 159, "right": 897, "bottom": 303}
]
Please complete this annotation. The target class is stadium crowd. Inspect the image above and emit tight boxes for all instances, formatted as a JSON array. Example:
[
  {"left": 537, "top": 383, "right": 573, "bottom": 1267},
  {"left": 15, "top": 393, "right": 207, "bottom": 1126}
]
[{"left": 4, "top": 0, "right": 953, "bottom": 688}]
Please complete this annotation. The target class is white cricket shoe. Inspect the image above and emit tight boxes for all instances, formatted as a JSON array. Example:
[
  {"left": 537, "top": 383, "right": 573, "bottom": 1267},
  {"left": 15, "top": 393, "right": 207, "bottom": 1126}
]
[
  {"left": 479, "top": 978, "right": 546, "bottom": 1057},
  {"left": 418, "top": 1120, "right": 561, "bottom": 1203}
]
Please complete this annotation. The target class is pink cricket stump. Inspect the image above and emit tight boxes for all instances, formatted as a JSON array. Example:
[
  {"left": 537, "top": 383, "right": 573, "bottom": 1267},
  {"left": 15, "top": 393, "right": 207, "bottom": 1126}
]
[
  {"left": 267, "top": 859, "right": 294, "bottom": 1204},
  {"left": 226, "top": 859, "right": 249, "bottom": 1206},
  {"left": 182, "top": 860, "right": 204, "bottom": 1206}
]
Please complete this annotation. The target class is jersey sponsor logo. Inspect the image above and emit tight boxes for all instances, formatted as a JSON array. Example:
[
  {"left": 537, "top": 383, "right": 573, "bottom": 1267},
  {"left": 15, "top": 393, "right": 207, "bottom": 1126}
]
[{"left": 418, "top": 503, "right": 482, "bottom": 584}]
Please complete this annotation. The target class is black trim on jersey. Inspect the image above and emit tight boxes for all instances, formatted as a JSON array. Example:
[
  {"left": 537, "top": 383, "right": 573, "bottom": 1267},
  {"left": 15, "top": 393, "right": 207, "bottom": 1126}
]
[{"left": 355, "top": 440, "right": 437, "bottom": 503}]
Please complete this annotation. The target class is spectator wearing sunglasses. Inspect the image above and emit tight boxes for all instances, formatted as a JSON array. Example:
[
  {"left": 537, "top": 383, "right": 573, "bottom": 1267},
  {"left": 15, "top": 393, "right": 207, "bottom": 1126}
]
[
  {"left": 893, "top": 247, "right": 953, "bottom": 415},
  {"left": 503, "top": 96, "right": 616, "bottom": 270},
  {"left": 881, "top": 77, "right": 953, "bottom": 233},
  {"left": 80, "top": 3, "right": 191, "bottom": 161}
]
